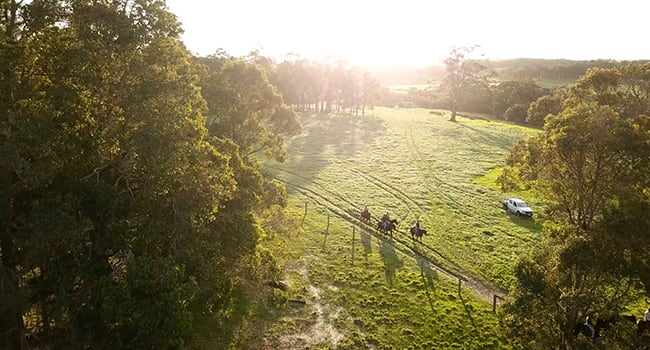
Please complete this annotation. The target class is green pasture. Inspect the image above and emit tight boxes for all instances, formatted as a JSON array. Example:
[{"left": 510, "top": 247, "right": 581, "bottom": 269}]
[
  {"left": 534, "top": 78, "right": 576, "bottom": 88},
  {"left": 256, "top": 205, "right": 512, "bottom": 349},
  {"left": 256, "top": 107, "right": 544, "bottom": 348},
  {"left": 264, "top": 107, "right": 541, "bottom": 289},
  {"left": 389, "top": 84, "right": 433, "bottom": 94}
]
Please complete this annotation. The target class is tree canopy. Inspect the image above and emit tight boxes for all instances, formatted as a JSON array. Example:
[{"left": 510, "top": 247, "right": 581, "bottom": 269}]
[
  {"left": 0, "top": 1, "right": 296, "bottom": 349},
  {"left": 499, "top": 63, "right": 650, "bottom": 349}
]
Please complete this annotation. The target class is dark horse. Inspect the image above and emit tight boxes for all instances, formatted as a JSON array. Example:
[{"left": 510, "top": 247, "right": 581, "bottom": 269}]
[
  {"left": 360, "top": 209, "right": 371, "bottom": 224},
  {"left": 574, "top": 320, "right": 606, "bottom": 339},
  {"left": 638, "top": 320, "right": 650, "bottom": 336},
  {"left": 410, "top": 226, "right": 427, "bottom": 240},
  {"left": 377, "top": 219, "right": 398, "bottom": 235},
  {"left": 574, "top": 315, "right": 637, "bottom": 339}
]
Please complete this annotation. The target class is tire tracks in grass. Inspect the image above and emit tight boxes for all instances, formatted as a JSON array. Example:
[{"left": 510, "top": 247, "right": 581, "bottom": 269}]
[
  {"left": 403, "top": 125, "right": 526, "bottom": 241},
  {"left": 264, "top": 169, "right": 506, "bottom": 302},
  {"left": 354, "top": 170, "right": 426, "bottom": 214},
  {"left": 265, "top": 164, "right": 474, "bottom": 278},
  {"left": 265, "top": 164, "right": 426, "bottom": 222}
]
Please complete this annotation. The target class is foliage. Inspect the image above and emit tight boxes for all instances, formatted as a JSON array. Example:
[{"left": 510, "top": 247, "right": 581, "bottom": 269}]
[
  {"left": 0, "top": 1, "right": 290, "bottom": 349},
  {"left": 526, "top": 91, "right": 565, "bottom": 126},
  {"left": 440, "top": 46, "right": 489, "bottom": 121},
  {"left": 503, "top": 104, "right": 529, "bottom": 124},
  {"left": 255, "top": 57, "right": 384, "bottom": 116},
  {"left": 499, "top": 63, "right": 650, "bottom": 349}
]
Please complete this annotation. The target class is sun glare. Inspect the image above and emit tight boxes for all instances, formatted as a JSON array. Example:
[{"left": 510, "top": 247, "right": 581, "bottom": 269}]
[{"left": 167, "top": 0, "right": 650, "bottom": 66}]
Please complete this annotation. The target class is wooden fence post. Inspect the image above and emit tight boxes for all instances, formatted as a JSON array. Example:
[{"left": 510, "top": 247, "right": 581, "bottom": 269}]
[{"left": 492, "top": 295, "right": 503, "bottom": 313}]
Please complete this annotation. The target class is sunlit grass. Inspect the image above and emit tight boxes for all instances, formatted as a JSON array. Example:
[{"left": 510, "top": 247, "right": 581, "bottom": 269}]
[
  {"left": 265, "top": 107, "right": 541, "bottom": 288},
  {"left": 259, "top": 106, "right": 547, "bottom": 348},
  {"left": 259, "top": 203, "right": 514, "bottom": 349}
]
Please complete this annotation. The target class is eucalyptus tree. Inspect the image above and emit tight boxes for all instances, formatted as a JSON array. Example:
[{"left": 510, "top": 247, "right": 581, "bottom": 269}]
[
  {"left": 0, "top": 1, "right": 274, "bottom": 349},
  {"left": 526, "top": 91, "right": 565, "bottom": 127},
  {"left": 500, "top": 63, "right": 650, "bottom": 349},
  {"left": 440, "top": 46, "right": 487, "bottom": 121}
]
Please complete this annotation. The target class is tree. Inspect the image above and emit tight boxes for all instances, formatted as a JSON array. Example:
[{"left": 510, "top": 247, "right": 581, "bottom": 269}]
[
  {"left": 491, "top": 80, "right": 546, "bottom": 120},
  {"left": 440, "top": 46, "right": 486, "bottom": 121},
  {"left": 195, "top": 53, "right": 302, "bottom": 163},
  {"left": 0, "top": 1, "right": 281, "bottom": 349},
  {"left": 526, "top": 91, "right": 565, "bottom": 126},
  {"left": 499, "top": 64, "right": 650, "bottom": 349},
  {"left": 503, "top": 103, "right": 529, "bottom": 124}
]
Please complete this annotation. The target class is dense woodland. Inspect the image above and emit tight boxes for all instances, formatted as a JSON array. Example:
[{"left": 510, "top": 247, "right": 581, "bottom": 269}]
[{"left": 2, "top": 1, "right": 650, "bottom": 349}]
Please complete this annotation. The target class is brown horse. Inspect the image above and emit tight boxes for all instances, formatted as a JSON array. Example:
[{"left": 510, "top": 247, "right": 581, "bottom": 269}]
[
  {"left": 410, "top": 226, "right": 427, "bottom": 240},
  {"left": 377, "top": 219, "right": 398, "bottom": 235},
  {"left": 360, "top": 209, "right": 371, "bottom": 224}
]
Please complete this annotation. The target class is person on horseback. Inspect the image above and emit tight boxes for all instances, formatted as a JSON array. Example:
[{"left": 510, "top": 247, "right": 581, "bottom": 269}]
[
  {"left": 363, "top": 205, "right": 369, "bottom": 216},
  {"left": 381, "top": 211, "right": 390, "bottom": 223},
  {"left": 412, "top": 218, "right": 420, "bottom": 236}
]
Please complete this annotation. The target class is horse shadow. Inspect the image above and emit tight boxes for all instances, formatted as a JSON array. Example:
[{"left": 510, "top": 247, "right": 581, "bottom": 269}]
[
  {"left": 360, "top": 230, "right": 372, "bottom": 259},
  {"left": 416, "top": 255, "right": 438, "bottom": 313},
  {"left": 457, "top": 283, "right": 477, "bottom": 330},
  {"left": 379, "top": 238, "right": 403, "bottom": 287}
]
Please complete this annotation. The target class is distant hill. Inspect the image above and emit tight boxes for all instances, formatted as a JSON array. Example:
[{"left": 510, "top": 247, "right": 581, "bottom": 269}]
[{"left": 363, "top": 59, "right": 650, "bottom": 86}]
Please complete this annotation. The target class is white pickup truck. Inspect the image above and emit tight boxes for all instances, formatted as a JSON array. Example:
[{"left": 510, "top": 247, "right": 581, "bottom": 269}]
[{"left": 501, "top": 197, "right": 533, "bottom": 217}]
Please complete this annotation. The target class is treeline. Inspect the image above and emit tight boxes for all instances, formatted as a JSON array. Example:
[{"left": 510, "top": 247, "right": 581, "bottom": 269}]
[
  {"left": 498, "top": 62, "right": 650, "bottom": 349},
  {"left": 252, "top": 55, "right": 385, "bottom": 115},
  {"left": 1, "top": 1, "right": 302, "bottom": 349},
  {"left": 400, "top": 60, "right": 650, "bottom": 127},
  {"left": 483, "top": 58, "right": 650, "bottom": 81}
]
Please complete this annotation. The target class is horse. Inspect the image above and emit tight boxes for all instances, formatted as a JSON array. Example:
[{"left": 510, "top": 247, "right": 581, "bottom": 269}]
[
  {"left": 377, "top": 219, "right": 398, "bottom": 235},
  {"left": 574, "top": 315, "right": 637, "bottom": 339},
  {"left": 360, "top": 209, "right": 371, "bottom": 224},
  {"left": 410, "top": 226, "right": 427, "bottom": 240}
]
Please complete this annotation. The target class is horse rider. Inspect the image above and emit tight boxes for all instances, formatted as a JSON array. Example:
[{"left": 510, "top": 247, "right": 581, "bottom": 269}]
[
  {"left": 363, "top": 205, "right": 369, "bottom": 216},
  {"left": 584, "top": 316, "right": 595, "bottom": 338},
  {"left": 645, "top": 308, "right": 650, "bottom": 322},
  {"left": 381, "top": 211, "right": 390, "bottom": 223},
  {"left": 413, "top": 218, "right": 420, "bottom": 235}
]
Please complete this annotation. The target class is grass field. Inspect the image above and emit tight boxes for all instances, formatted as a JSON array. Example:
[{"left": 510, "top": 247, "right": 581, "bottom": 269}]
[
  {"left": 257, "top": 107, "right": 541, "bottom": 348},
  {"left": 390, "top": 84, "right": 433, "bottom": 94}
]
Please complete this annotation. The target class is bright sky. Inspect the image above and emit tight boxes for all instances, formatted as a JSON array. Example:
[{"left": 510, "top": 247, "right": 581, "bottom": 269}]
[{"left": 165, "top": 0, "right": 650, "bottom": 67}]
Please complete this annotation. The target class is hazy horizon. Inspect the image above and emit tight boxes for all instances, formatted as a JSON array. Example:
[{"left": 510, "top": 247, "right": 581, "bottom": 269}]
[{"left": 166, "top": 0, "right": 650, "bottom": 66}]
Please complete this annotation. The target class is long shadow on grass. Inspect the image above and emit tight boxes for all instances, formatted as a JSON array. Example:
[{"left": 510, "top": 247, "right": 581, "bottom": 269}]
[
  {"left": 506, "top": 214, "right": 542, "bottom": 232},
  {"left": 416, "top": 254, "right": 439, "bottom": 314},
  {"left": 360, "top": 229, "right": 372, "bottom": 259},
  {"left": 379, "top": 237, "right": 403, "bottom": 287},
  {"left": 458, "top": 287, "right": 478, "bottom": 330},
  {"left": 266, "top": 113, "right": 387, "bottom": 191}
]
